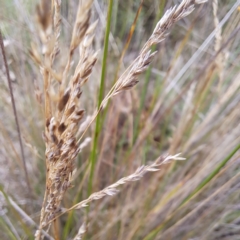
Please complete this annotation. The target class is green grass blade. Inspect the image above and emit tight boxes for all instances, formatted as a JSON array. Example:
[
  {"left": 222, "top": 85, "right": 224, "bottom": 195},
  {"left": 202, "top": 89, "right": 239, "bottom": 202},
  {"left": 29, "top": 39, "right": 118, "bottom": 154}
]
[
  {"left": 0, "top": 185, "right": 33, "bottom": 238},
  {"left": 133, "top": 0, "right": 166, "bottom": 143},
  {"left": 87, "top": 0, "right": 114, "bottom": 198},
  {"left": 181, "top": 142, "right": 240, "bottom": 206},
  {"left": 0, "top": 217, "right": 18, "bottom": 240}
]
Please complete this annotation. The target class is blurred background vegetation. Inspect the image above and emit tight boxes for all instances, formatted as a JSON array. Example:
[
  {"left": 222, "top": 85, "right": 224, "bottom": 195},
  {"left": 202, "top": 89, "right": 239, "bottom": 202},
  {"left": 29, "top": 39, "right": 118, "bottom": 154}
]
[{"left": 0, "top": 0, "right": 240, "bottom": 239}]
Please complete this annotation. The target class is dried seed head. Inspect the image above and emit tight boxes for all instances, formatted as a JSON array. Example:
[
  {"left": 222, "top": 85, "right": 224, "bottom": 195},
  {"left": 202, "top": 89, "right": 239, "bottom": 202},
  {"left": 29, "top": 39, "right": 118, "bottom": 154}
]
[
  {"left": 36, "top": 0, "right": 52, "bottom": 43},
  {"left": 120, "top": 80, "right": 139, "bottom": 92},
  {"left": 29, "top": 43, "right": 42, "bottom": 65},
  {"left": 36, "top": 0, "right": 52, "bottom": 32},
  {"left": 66, "top": 104, "right": 76, "bottom": 117},
  {"left": 58, "top": 123, "right": 67, "bottom": 134},
  {"left": 46, "top": 118, "right": 51, "bottom": 128},
  {"left": 70, "top": 0, "right": 93, "bottom": 53},
  {"left": 58, "top": 88, "right": 70, "bottom": 111}
]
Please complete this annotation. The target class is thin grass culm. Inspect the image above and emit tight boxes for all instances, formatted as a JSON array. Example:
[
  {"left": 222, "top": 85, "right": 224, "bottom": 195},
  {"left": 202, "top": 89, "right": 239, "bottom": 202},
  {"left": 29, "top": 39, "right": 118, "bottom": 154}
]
[
  {"left": 0, "top": 31, "right": 31, "bottom": 194},
  {"left": 32, "top": 0, "right": 209, "bottom": 238}
]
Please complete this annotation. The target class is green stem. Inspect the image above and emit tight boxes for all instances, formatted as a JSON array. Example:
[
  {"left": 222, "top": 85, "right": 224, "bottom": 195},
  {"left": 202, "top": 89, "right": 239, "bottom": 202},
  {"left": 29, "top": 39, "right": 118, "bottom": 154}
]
[
  {"left": 133, "top": 64, "right": 152, "bottom": 143},
  {"left": 0, "top": 217, "right": 17, "bottom": 240},
  {"left": 112, "top": 0, "right": 119, "bottom": 36},
  {"left": 133, "top": 0, "right": 166, "bottom": 143},
  {"left": 87, "top": 0, "right": 113, "bottom": 198},
  {"left": 181, "top": 142, "right": 240, "bottom": 206}
]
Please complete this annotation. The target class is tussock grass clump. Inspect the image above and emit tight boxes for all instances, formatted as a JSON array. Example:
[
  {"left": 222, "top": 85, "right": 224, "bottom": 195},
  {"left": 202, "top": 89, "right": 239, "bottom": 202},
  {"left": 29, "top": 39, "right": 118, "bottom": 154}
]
[
  {"left": 34, "top": 0, "right": 202, "bottom": 237},
  {"left": 1, "top": 0, "right": 240, "bottom": 239}
]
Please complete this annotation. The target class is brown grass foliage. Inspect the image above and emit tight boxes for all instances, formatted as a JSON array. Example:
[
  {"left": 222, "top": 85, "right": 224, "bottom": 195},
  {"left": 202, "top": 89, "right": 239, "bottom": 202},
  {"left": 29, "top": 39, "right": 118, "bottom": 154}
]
[{"left": 0, "top": 0, "right": 240, "bottom": 239}]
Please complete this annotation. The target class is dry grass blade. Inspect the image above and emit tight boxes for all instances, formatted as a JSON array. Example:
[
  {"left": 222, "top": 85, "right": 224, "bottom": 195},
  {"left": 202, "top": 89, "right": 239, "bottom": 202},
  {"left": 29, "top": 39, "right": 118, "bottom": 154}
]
[{"left": 0, "top": 30, "right": 31, "bottom": 195}]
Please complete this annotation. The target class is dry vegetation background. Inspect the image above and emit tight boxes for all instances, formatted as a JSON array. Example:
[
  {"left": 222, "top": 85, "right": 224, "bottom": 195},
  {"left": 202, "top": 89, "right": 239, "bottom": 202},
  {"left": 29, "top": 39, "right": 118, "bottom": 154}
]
[{"left": 0, "top": 0, "right": 240, "bottom": 239}]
